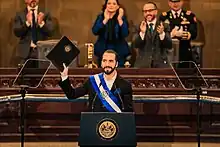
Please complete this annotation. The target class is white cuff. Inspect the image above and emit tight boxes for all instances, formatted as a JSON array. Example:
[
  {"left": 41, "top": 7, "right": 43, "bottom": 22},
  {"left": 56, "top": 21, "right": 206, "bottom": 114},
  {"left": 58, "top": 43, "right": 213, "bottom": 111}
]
[
  {"left": 61, "top": 75, "right": 68, "bottom": 81},
  {"left": 26, "top": 21, "right": 31, "bottom": 27},
  {"left": 39, "top": 21, "right": 45, "bottom": 28},
  {"left": 139, "top": 32, "right": 145, "bottom": 40},
  {"left": 159, "top": 31, "right": 165, "bottom": 40}
]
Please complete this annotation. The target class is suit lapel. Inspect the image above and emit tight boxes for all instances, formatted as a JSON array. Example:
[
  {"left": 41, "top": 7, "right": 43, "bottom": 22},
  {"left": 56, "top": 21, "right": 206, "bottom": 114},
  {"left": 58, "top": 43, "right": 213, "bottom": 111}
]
[{"left": 110, "top": 75, "right": 120, "bottom": 95}]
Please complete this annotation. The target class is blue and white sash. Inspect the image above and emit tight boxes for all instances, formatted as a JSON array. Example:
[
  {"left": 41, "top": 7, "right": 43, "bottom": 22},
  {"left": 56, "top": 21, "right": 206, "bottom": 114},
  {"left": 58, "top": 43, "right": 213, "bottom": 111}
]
[{"left": 89, "top": 73, "right": 122, "bottom": 113}]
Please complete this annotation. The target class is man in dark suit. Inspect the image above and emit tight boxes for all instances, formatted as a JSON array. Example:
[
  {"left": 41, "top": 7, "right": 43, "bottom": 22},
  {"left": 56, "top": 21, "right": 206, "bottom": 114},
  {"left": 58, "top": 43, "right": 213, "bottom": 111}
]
[
  {"left": 159, "top": 0, "right": 197, "bottom": 68},
  {"left": 133, "top": 2, "right": 172, "bottom": 68},
  {"left": 13, "top": 0, "right": 54, "bottom": 68},
  {"left": 59, "top": 50, "right": 133, "bottom": 112}
]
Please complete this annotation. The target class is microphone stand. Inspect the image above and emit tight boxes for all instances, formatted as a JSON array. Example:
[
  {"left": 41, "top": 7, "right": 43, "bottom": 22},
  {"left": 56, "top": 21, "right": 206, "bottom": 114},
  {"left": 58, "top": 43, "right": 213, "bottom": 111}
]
[
  {"left": 114, "top": 84, "right": 124, "bottom": 111},
  {"left": 91, "top": 83, "right": 102, "bottom": 112},
  {"left": 169, "top": 60, "right": 207, "bottom": 147},
  {"left": 91, "top": 94, "right": 98, "bottom": 112},
  {"left": 193, "top": 87, "right": 202, "bottom": 147},
  {"left": 19, "top": 85, "right": 29, "bottom": 147}
]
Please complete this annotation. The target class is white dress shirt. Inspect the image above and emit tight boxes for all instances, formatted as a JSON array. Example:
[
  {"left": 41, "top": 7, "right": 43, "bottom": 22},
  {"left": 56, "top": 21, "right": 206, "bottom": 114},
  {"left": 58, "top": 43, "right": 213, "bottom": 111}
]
[
  {"left": 26, "top": 5, "right": 45, "bottom": 47},
  {"left": 103, "top": 72, "right": 117, "bottom": 90},
  {"left": 139, "top": 18, "right": 165, "bottom": 41},
  {"left": 171, "top": 9, "right": 182, "bottom": 18}
]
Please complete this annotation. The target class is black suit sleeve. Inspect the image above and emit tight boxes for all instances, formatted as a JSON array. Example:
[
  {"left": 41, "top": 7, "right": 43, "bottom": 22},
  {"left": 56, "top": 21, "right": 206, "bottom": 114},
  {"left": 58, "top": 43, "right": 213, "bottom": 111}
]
[
  {"left": 13, "top": 12, "right": 30, "bottom": 38},
  {"left": 59, "top": 78, "right": 89, "bottom": 99},
  {"left": 188, "top": 13, "right": 197, "bottom": 40},
  {"left": 132, "top": 23, "right": 146, "bottom": 49},
  {"left": 122, "top": 80, "right": 133, "bottom": 112}
]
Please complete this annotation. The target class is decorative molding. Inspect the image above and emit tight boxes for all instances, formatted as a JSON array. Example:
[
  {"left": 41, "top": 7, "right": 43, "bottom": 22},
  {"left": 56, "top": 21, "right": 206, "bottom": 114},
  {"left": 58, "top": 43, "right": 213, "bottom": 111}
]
[{"left": 0, "top": 68, "right": 220, "bottom": 96}]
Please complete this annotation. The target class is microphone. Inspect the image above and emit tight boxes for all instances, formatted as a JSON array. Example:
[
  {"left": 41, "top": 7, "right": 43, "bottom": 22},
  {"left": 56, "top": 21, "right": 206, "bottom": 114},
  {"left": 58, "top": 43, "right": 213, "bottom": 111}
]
[
  {"left": 114, "top": 84, "right": 125, "bottom": 111},
  {"left": 91, "top": 82, "right": 102, "bottom": 112}
]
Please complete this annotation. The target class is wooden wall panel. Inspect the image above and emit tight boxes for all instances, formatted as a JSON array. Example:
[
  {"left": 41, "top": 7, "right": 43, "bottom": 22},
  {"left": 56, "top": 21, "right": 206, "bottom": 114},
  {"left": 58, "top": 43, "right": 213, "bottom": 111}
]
[{"left": 0, "top": 0, "right": 219, "bottom": 67}]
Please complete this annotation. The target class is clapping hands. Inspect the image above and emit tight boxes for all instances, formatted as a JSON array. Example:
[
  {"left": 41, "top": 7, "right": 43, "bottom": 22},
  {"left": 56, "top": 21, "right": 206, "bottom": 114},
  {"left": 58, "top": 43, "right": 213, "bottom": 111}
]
[
  {"left": 157, "top": 22, "right": 164, "bottom": 34},
  {"left": 140, "top": 21, "right": 147, "bottom": 33},
  {"left": 117, "top": 8, "right": 124, "bottom": 20}
]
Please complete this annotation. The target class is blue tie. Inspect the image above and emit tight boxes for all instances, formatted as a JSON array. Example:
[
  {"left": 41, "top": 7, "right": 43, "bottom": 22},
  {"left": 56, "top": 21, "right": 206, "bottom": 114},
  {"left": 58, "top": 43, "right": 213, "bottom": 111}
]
[{"left": 31, "top": 9, "right": 37, "bottom": 44}]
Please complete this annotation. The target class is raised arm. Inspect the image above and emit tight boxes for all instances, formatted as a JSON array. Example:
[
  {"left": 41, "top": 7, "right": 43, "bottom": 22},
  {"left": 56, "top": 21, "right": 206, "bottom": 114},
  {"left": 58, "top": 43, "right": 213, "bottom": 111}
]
[
  {"left": 59, "top": 64, "right": 89, "bottom": 99},
  {"left": 92, "top": 14, "right": 106, "bottom": 36}
]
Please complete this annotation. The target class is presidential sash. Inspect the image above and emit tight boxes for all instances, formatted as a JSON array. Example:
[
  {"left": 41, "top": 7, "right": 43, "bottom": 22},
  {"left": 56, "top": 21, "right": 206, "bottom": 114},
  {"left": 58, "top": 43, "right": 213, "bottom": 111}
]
[{"left": 89, "top": 73, "right": 122, "bottom": 113}]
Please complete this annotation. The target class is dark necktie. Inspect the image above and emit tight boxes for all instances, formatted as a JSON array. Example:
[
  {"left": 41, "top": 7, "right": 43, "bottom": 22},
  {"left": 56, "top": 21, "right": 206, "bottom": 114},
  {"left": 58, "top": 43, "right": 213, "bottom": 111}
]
[
  {"left": 175, "top": 12, "right": 179, "bottom": 18},
  {"left": 31, "top": 9, "right": 37, "bottom": 44},
  {"left": 149, "top": 23, "right": 154, "bottom": 34}
]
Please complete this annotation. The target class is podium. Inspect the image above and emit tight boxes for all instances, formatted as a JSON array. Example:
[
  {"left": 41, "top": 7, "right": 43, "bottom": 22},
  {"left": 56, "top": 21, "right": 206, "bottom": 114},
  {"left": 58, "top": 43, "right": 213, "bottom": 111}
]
[
  {"left": 37, "top": 40, "right": 78, "bottom": 68},
  {"left": 79, "top": 112, "right": 136, "bottom": 147}
]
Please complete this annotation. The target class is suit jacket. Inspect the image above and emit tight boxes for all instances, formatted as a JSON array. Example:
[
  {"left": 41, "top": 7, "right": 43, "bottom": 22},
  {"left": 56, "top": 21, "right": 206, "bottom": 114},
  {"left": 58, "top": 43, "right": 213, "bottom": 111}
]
[
  {"left": 92, "top": 13, "right": 130, "bottom": 61},
  {"left": 13, "top": 7, "right": 54, "bottom": 59},
  {"left": 59, "top": 74, "right": 133, "bottom": 112},
  {"left": 159, "top": 10, "right": 197, "bottom": 64},
  {"left": 133, "top": 20, "right": 172, "bottom": 68}
]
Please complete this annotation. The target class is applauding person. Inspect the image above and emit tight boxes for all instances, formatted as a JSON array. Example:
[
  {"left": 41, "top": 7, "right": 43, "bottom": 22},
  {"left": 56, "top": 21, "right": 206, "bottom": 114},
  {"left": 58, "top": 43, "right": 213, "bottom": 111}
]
[
  {"left": 133, "top": 2, "right": 172, "bottom": 68},
  {"left": 13, "top": 0, "right": 54, "bottom": 68},
  {"left": 92, "top": 0, "right": 130, "bottom": 67}
]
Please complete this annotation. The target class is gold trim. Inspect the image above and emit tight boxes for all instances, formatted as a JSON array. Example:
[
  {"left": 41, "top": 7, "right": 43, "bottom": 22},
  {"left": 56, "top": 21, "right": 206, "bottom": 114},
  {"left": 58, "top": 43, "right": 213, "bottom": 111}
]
[
  {"left": 1, "top": 94, "right": 220, "bottom": 102},
  {"left": 97, "top": 119, "right": 118, "bottom": 140},
  {"left": 64, "top": 45, "right": 71, "bottom": 52}
]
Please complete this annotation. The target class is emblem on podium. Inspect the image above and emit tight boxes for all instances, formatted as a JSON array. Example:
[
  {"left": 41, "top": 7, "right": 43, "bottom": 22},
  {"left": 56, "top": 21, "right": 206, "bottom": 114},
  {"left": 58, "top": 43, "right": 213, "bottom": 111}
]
[{"left": 97, "top": 119, "right": 118, "bottom": 140}]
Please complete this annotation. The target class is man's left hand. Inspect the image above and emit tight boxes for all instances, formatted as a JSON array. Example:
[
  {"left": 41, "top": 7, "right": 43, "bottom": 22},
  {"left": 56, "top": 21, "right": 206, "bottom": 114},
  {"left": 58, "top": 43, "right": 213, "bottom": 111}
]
[
  {"left": 37, "top": 12, "right": 45, "bottom": 25},
  {"left": 157, "top": 22, "right": 164, "bottom": 34}
]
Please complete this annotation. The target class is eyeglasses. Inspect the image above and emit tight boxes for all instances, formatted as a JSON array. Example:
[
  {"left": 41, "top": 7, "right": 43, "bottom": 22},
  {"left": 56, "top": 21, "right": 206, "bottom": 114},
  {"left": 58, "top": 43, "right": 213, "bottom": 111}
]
[{"left": 142, "top": 9, "right": 156, "bottom": 13}]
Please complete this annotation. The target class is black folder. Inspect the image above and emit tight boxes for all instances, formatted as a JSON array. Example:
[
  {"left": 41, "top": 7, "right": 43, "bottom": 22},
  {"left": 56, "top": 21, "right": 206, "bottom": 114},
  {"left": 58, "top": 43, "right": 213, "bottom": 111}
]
[{"left": 46, "top": 36, "right": 80, "bottom": 71}]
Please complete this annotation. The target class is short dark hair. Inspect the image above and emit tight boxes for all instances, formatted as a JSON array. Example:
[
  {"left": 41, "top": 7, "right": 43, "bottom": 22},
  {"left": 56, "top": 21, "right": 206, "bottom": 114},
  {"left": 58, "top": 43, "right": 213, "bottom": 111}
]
[
  {"left": 146, "top": 1, "right": 158, "bottom": 10},
  {"left": 103, "top": 49, "right": 119, "bottom": 62}
]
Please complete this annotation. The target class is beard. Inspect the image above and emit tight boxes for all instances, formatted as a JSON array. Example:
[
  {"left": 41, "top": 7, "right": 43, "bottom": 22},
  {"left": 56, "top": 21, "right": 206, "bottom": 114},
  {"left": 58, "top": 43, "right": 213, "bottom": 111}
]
[
  {"left": 146, "top": 15, "right": 155, "bottom": 22},
  {"left": 103, "top": 66, "right": 116, "bottom": 75}
]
